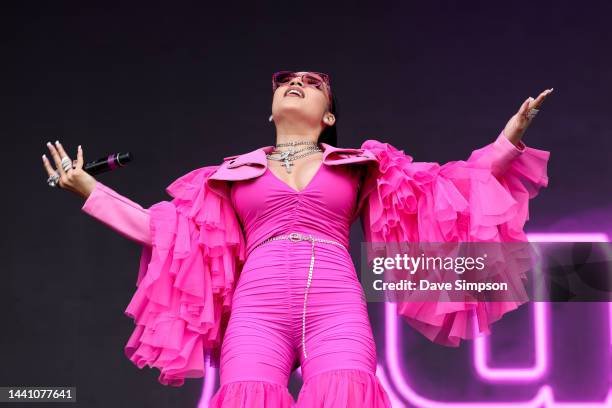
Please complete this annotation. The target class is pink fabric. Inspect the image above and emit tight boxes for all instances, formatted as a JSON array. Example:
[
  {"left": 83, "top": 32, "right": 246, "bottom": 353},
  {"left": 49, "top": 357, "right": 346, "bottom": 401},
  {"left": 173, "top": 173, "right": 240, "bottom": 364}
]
[
  {"left": 359, "top": 130, "right": 550, "bottom": 346},
  {"left": 211, "top": 163, "right": 390, "bottom": 406},
  {"left": 107, "top": 165, "right": 246, "bottom": 386},
  {"left": 296, "top": 369, "right": 392, "bottom": 407},
  {"left": 78, "top": 131, "right": 550, "bottom": 402},
  {"left": 209, "top": 380, "right": 295, "bottom": 407},
  {"left": 81, "top": 180, "right": 152, "bottom": 246},
  {"left": 231, "top": 163, "right": 362, "bottom": 256}
]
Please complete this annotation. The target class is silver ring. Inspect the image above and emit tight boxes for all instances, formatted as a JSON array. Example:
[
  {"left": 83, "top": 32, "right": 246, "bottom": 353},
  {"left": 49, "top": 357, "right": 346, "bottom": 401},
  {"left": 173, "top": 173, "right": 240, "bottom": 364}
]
[
  {"left": 47, "top": 172, "right": 60, "bottom": 188},
  {"left": 526, "top": 108, "right": 539, "bottom": 120},
  {"left": 61, "top": 156, "right": 73, "bottom": 172}
]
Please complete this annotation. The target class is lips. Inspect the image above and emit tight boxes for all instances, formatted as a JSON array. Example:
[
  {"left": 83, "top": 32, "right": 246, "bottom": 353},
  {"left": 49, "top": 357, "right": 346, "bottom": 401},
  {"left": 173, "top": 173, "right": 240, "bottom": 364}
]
[{"left": 284, "top": 86, "right": 305, "bottom": 98}]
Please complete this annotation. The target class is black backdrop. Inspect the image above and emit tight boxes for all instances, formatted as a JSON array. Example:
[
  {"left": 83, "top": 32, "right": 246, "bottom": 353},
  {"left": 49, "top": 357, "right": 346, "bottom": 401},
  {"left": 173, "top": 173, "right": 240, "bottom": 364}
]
[{"left": 2, "top": 1, "right": 611, "bottom": 407}]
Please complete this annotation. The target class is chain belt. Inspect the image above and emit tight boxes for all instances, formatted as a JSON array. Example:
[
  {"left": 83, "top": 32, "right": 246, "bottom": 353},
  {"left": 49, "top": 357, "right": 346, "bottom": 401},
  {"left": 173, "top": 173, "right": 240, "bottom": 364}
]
[{"left": 252, "top": 232, "right": 348, "bottom": 359}]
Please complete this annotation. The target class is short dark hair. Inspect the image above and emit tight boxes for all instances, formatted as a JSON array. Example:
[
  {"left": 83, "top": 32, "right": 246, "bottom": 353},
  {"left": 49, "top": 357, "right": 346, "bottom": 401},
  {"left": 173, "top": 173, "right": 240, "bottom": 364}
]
[{"left": 317, "top": 93, "right": 339, "bottom": 147}]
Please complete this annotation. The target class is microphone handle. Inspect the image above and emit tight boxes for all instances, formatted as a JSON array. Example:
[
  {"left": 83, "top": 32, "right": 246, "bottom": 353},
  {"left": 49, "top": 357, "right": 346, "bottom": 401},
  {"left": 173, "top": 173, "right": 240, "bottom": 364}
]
[{"left": 84, "top": 152, "right": 133, "bottom": 176}]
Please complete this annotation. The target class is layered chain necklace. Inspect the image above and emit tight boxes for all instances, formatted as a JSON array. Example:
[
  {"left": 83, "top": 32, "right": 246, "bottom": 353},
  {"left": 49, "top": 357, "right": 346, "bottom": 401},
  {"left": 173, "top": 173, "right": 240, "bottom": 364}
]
[{"left": 266, "top": 140, "right": 323, "bottom": 174}]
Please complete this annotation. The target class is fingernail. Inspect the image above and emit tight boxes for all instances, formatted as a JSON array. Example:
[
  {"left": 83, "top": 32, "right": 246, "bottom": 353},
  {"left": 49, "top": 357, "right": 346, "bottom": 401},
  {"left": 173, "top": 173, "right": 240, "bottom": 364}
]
[
  {"left": 55, "top": 140, "right": 60, "bottom": 145},
  {"left": 42, "top": 154, "right": 46, "bottom": 159},
  {"left": 78, "top": 145, "right": 81, "bottom": 150},
  {"left": 46, "top": 141, "right": 51, "bottom": 146}
]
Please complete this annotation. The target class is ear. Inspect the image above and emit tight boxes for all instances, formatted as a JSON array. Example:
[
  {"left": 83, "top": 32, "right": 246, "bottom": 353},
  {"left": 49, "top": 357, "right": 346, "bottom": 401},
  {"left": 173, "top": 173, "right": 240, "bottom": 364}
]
[{"left": 324, "top": 113, "right": 336, "bottom": 126}]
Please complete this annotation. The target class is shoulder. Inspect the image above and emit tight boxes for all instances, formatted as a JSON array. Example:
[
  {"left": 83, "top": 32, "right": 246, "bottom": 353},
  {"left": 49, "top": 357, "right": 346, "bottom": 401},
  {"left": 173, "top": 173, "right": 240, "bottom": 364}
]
[
  {"left": 360, "top": 138, "right": 401, "bottom": 154},
  {"left": 321, "top": 141, "right": 378, "bottom": 166},
  {"left": 359, "top": 138, "right": 415, "bottom": 165},
  {"left": 165, "top": 164, "right": 221, "bottom": 198}
]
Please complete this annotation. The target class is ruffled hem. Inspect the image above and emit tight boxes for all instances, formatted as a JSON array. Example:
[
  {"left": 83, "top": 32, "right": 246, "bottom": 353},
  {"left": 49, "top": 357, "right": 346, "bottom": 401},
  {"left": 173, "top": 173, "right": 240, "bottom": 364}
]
[
  {"left": 360, "top": 130, "right": 550, "bottom": 347},
  {"left": 296, "top": 369, "right": 391, "bottom": 407},
  {"left": 396, "top": 299, "right": 526, "bottom": 347},
  {"left": 123, "top": 165, "right": 246, "bottom": 386},
  {"left": 208, "top": 380, "right": 295, "bottom": 408}
]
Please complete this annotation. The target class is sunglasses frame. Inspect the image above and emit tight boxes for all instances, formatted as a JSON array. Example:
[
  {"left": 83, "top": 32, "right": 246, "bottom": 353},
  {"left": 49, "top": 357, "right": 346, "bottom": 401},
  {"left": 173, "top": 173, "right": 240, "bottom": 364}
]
[{"left": 271, "top": 70, "right": 332, "bottom": 105}]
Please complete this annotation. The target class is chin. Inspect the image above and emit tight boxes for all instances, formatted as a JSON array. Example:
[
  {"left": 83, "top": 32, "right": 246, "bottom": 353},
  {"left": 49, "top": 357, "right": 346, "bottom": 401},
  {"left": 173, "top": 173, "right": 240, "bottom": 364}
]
[{"left": 276, "top": 103, "right": 312, "bottom": 115}]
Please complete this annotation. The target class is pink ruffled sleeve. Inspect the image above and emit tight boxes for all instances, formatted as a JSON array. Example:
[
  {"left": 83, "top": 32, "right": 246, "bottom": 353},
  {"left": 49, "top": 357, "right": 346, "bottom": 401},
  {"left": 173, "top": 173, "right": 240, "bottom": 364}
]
[
  {"left": 124, "top": 165, "right": 246, "bottom": 386},
  {"left": 359, "top": 129, "right": 550, "bottom": 346}
]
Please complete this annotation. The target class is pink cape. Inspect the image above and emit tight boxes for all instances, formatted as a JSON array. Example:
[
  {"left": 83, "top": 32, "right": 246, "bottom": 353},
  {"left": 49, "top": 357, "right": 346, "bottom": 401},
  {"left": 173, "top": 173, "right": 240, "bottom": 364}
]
[
  {"left": 123, "top": 166, "right": 246, "bottom": 386},
  {"left": 359, "top": 133, "right": 549, "bottom": 347},
  {"left": 121, "top": 132, "right": 550, "bottom": 386}
]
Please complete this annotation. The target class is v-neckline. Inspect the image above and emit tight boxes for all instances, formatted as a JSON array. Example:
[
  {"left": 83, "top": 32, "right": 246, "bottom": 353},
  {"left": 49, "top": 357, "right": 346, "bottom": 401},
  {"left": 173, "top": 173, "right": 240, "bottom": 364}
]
[{"left": 266, "top": 161, "right": 325, "bottom": 194}]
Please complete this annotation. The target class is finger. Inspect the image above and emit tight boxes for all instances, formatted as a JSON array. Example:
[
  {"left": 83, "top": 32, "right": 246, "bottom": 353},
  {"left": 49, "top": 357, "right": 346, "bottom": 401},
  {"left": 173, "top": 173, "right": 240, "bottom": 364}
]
[
  {"left": 531, "top": 88, "right": 553, "bottom": 109},
  {"left": 518, "top": 97, "right": 532, "bottom": 117},
  {"left": 41, "top": 154, "right": 58, "bottom": 177},
  {"left": 75, "top": 145, "right": 84, "bottom": 170},
  {"left": 46, "top": 141, "right": 66, "bottom": 176},
  {"left": 54, "top": 140, "right": 73, "bottom": 173}
]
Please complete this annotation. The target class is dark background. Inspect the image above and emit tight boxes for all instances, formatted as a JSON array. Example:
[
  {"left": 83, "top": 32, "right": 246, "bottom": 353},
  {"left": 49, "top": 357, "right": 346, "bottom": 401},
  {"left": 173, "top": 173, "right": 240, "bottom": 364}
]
[{"left": 2, "top": 1, "right": 611, "bottom": 407}]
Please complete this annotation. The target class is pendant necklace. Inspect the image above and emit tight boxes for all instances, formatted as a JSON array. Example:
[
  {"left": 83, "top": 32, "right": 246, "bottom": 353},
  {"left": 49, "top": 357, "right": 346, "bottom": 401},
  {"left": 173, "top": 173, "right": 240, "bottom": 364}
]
[{"left": 266, "top": 141, "right": 322, "bottom": 174}]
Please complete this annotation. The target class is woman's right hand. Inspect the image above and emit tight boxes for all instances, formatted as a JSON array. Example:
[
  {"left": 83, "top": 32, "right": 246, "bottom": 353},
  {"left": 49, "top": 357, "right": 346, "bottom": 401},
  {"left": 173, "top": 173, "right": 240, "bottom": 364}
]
[{"left": 42, "top": 141, "right": 98, "bottom": 200}]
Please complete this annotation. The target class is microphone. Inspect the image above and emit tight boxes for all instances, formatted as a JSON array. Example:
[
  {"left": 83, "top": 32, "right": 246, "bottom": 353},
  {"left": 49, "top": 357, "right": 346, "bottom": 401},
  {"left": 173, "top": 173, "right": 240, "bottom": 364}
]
[{"left": 84, "top": 152, "right": 133, "bottom": 176}]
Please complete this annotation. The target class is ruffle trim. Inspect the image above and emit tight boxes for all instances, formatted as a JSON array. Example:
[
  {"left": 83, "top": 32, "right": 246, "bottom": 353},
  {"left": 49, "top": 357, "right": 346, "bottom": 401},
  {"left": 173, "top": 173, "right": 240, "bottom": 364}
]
[
  {"left": 296, "top": 369, "right": 391, "bottom": 407},
  {"left": 208, "top": 380, "right": 295, "bottom": 408},
  {"left": 124, "top": 165, "right": 246, "bottom": 386},
  {"left": 360, "top": 132, "right": 550, "bottom": 346}
]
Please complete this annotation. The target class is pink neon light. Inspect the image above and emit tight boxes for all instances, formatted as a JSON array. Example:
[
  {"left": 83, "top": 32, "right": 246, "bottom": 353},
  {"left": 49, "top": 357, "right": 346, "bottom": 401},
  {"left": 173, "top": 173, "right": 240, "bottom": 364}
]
[
  {"left": 375, "top": 363, "right": 405, "bottom": 408},
  {"left": 198, "top": 353, "right": 217, "bottom": 408},
  {"left": 474, "top": 302, "right": 548, "bottom": 381},
  {"left": 385, "top": 303, "right": 612, "bottom": 407},
  {"left": 474, "top": 233, "right": 610, "bottom": 382},
  {"left": 382, "top": 232, "right": 612, "bottom": 407},
  {"left": 525, "top": 233, "right": 610, "bottom": 242},
  {"left": 197, "top": 233, "right": 612, "bottom": 406}
]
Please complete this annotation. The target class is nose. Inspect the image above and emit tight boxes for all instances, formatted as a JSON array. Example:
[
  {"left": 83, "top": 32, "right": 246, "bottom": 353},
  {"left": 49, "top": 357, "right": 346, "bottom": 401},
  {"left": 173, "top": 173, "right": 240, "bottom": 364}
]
[{"left": 289, "top": 74, "right": 304, "bottom": 87}]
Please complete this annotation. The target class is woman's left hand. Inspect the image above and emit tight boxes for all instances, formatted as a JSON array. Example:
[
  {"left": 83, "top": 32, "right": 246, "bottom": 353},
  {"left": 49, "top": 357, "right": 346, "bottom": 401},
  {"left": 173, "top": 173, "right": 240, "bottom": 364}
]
[{"left": 503, "top": 88, "right": 554, "bottom": 146}]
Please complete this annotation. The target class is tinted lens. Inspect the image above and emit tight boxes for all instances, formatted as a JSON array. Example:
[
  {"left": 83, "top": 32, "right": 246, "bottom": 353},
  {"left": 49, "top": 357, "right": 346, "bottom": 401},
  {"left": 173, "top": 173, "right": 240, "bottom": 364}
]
[
  {"left": 303, "top": 73, "right": 323, "bottom": 88},
  {"left": 273, "top": 71, "right": 296, "bottom": 88}
]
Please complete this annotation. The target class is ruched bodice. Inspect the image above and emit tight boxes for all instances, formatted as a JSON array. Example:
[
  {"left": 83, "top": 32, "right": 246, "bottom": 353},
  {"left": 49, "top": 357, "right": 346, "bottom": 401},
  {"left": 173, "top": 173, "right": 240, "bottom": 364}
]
[
  {"left": 222, "top": 161, "right": 381, "bottom": 398},
  {"left": 230, "top": 163, "right": 362, "bottom": 256}
]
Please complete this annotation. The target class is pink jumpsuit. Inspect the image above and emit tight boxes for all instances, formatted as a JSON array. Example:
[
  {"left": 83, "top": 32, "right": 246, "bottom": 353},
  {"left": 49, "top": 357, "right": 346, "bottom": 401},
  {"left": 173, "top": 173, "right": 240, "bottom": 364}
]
[
  {"left": 81, "top": 131, "right": 550, "bottom": 407},
  {"left": 213, "top": 163, "right": 391, "bottom": 406},
  {"left": 81, "top": 163, "right": 392, "bottom": 407}
]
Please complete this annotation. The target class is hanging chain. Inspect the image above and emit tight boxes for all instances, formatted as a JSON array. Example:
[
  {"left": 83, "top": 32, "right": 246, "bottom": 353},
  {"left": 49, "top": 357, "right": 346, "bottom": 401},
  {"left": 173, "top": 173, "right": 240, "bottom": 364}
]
[{"left": 266, "top": 144, "right": 322, "bottom": 174}]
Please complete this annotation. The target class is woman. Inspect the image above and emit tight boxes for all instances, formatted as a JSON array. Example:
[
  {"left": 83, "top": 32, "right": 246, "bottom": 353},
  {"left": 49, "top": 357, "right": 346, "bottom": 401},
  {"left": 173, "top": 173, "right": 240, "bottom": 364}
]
[{"left": 42, "top": 71, "right": 552, "bottom": 407}]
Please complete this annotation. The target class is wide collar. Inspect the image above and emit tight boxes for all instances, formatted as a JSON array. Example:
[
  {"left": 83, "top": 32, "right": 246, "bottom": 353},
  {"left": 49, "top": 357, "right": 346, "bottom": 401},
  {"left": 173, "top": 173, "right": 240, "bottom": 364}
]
[{"left": 208, "top": 141, "right": 378, "bottom": 182}]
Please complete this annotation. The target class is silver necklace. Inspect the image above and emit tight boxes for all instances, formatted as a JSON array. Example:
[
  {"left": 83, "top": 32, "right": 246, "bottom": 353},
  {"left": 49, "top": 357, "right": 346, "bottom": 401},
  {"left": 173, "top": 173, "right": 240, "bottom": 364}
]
[{"left": 267, "top": 143, "right": 322, "bottom": 174}]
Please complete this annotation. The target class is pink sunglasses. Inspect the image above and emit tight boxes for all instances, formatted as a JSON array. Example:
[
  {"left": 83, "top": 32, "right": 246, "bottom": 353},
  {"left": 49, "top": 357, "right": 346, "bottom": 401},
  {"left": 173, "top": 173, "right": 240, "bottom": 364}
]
[{"left": 272, "top": 70, "right": 332, "bottom": 104}]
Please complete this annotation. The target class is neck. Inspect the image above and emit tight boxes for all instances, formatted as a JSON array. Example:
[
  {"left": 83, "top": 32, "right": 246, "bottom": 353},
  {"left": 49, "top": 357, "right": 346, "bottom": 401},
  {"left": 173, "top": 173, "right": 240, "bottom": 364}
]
[
  {"left": 274, "top": 121, "right": 323, "bottom": 146},
  {"left": 275, "top": 134, "right": 319, "bottom": 147}
]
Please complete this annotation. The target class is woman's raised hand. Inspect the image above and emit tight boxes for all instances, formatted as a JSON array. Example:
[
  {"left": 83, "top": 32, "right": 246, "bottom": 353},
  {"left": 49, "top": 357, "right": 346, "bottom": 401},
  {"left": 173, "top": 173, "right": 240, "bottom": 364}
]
[
  {"left": 503, "top": 88, "right": 554, "bottom": 146},
  {"left": 42, "top": 141, "right": 97, "bottom": 200}
]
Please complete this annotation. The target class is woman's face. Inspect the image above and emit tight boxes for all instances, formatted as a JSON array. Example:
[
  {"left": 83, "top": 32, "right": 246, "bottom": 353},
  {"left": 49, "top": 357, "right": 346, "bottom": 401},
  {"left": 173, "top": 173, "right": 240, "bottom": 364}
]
[{"left": 271, "top": 72, "right": 334, "bottom": 127}]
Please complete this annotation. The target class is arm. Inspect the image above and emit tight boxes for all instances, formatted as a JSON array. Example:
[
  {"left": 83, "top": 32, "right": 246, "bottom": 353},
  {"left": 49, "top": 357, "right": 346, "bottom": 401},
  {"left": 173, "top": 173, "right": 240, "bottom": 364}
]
[
  {"left": 120, "top": 165, "right": 246, "bottom": 386},
  {"left": 81, "top": 180, "right": 152, "bottom": 246},
  {"left": 486, "top": 129, "right": 525, "bottom": 178},
  {"left": 360, "top": 129, "right": 550, "bottom": 244},
  {"left": 358, "top": 130, "right": 550, "bottom": 347}
]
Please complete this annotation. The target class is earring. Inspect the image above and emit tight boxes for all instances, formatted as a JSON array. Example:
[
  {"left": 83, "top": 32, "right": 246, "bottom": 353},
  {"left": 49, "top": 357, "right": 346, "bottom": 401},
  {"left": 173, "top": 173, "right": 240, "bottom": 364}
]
[{"left": 269, "top": 114, "right": 273, "bottom": 122}]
